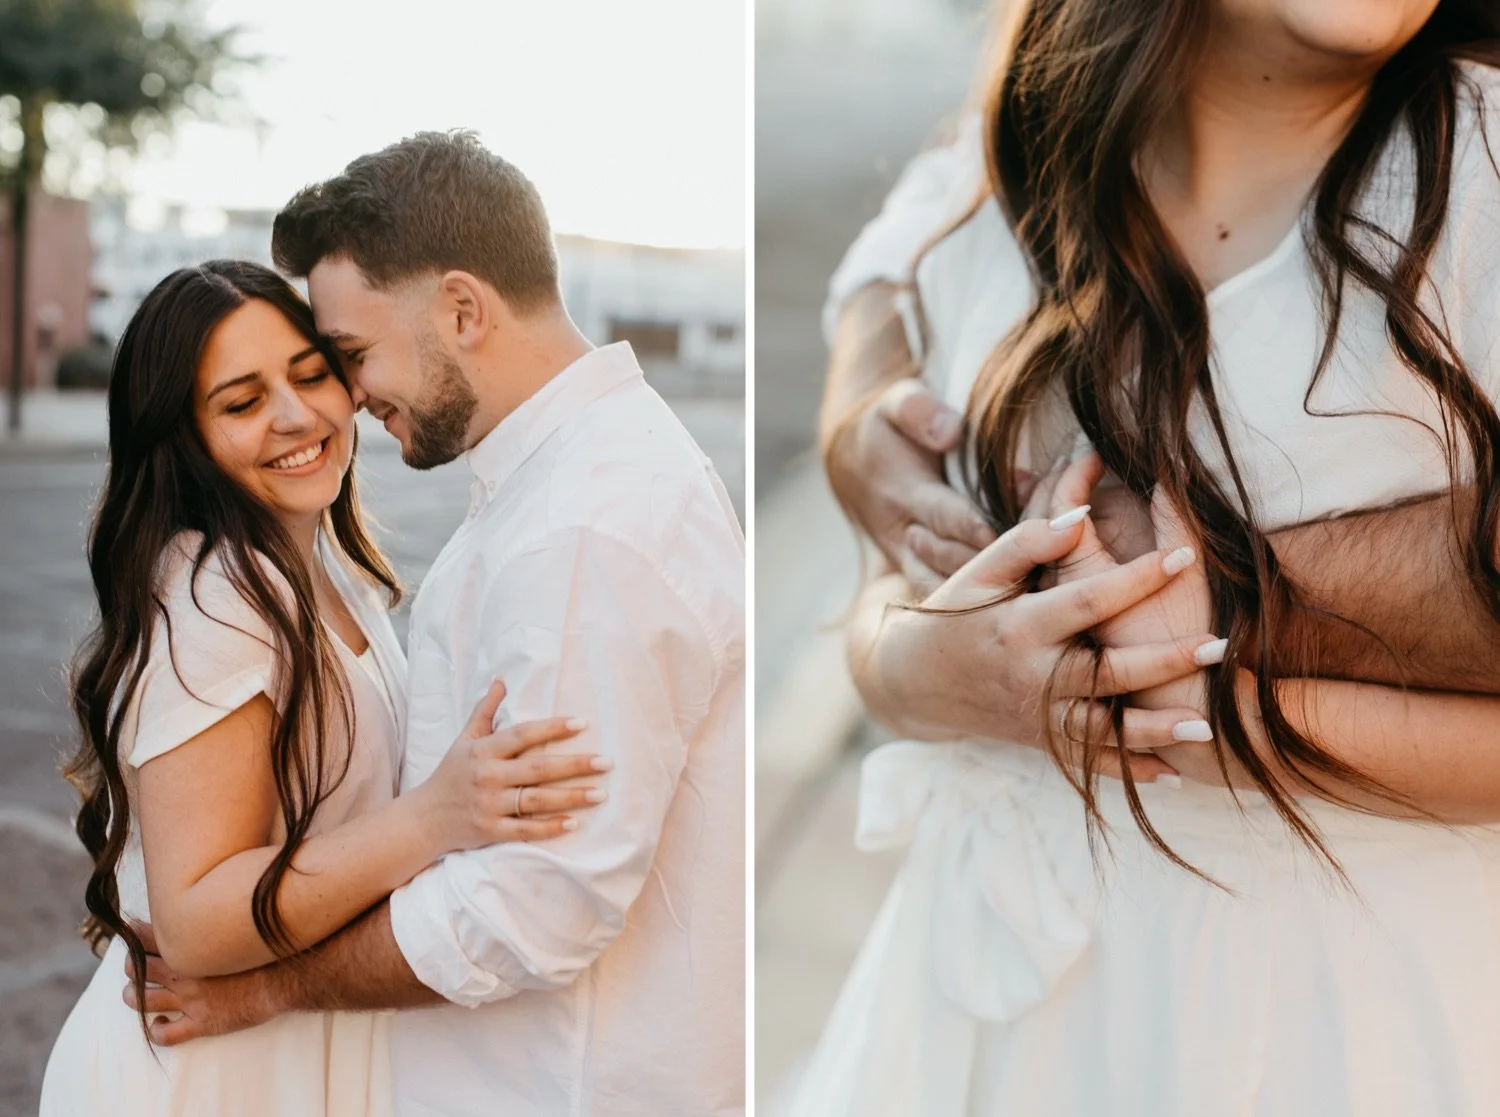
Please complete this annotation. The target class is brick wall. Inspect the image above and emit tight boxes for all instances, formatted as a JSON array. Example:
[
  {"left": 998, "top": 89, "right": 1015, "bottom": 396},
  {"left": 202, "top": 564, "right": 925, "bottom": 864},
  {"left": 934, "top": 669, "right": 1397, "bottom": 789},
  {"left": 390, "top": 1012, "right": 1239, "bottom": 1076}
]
[{"left": 0, "top": 193, "right": 93, "bottom": 390}]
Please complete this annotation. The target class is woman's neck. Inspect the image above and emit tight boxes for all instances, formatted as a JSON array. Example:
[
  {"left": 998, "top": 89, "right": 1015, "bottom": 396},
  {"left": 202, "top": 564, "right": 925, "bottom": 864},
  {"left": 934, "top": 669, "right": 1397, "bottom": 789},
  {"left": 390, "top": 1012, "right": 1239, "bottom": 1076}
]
[
  {"left": 1140, "top": 17, "right": 1385, "bottom": 289},
  {"left": 283, "top": 513, "right": 322, "bottom": 568}
]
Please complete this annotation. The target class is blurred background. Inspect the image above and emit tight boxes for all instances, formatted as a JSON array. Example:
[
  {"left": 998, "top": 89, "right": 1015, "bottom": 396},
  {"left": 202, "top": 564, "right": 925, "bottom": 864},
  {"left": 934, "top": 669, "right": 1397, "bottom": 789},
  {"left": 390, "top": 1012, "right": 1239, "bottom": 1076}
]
[
  {"left": 0, "top": 1, "right": 743, "bottom": 1110},
  {"left": 754, "top": 0, "right": 993, "bottom": 1109}
]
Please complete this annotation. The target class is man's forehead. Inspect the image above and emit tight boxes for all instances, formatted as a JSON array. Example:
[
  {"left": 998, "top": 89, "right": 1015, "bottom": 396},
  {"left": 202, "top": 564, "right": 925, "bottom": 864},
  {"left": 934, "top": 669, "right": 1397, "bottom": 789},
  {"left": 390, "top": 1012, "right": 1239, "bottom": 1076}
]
[
  {"left": 308, "top": 257, "right": 373, "bottom": 301},
  {"left": 307, "top": 259, "right": 430, "bottom": 326},
  {"left": 307, "top": 259, "right": 386, "bottom": 333}
]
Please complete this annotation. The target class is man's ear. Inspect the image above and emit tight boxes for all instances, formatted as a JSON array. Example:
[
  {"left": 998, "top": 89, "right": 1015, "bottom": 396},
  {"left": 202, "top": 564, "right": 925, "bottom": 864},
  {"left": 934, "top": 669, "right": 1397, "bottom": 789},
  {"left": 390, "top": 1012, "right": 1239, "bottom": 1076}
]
[{"left": 437, "top": 270, "right": 491, "bottom": 351}]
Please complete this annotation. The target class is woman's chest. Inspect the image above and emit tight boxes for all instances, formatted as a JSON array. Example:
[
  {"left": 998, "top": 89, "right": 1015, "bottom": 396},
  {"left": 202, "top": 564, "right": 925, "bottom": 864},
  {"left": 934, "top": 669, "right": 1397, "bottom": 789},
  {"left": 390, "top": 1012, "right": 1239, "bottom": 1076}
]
[
  {"left": 921, "top": 216, "right": 1480, "bottom": 529},
  {"left": 270, "top": 653, "right": 402, "bottom": 843}
]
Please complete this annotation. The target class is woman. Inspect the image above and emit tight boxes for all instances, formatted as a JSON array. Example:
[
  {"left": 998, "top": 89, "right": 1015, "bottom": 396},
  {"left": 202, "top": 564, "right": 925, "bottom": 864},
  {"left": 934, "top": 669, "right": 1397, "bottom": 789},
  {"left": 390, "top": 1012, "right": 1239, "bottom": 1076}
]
[
  {"left": 800, "top": 1, "right": 1500, "bottom": 1114},
  {"left": 40, "top": 260, "right": 609, "bottom": 1116}
]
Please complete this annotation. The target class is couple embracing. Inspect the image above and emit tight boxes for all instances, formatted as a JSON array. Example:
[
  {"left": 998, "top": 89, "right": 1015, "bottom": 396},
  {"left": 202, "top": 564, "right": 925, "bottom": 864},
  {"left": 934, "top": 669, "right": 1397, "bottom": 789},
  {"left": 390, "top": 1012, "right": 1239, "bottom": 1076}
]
[{"left": 39, "top": 131, "right": 745, "bottom": 1117}]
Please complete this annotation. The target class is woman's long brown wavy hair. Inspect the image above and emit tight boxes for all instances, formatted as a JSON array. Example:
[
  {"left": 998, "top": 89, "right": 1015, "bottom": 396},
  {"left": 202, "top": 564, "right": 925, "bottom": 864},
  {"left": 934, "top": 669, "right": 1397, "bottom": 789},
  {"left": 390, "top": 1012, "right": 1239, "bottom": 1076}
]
[
  {"left": 954, "top": 0, "right": 1500, "bottom": 869},
  {"left": 63, "top": 260, "right": 401, "bottom": 1030}
]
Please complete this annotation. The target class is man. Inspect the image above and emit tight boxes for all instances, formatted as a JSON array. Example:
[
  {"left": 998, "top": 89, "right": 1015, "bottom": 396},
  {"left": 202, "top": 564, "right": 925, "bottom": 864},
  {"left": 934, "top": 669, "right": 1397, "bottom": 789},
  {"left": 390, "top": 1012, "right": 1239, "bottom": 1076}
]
[{"left": 129, "top": 131, "right": 745, "bottom": 1116}]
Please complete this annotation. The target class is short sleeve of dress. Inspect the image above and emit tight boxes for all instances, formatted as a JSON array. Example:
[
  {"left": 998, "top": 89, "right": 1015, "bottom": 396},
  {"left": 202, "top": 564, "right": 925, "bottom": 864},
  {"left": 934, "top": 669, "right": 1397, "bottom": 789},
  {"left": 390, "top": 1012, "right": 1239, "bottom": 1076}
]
[
  {"left": 821, "top": 113, "right": 989, "bottom": 349},
  {"left": 126, "top": 536, "right": 286, "bottom": 769}
]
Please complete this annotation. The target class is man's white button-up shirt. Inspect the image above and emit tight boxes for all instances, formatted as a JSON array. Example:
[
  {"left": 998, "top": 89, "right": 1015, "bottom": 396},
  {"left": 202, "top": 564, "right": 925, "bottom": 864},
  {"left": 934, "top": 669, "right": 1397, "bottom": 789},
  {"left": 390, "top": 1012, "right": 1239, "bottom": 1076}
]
[{"left": 387, "top": 342, "right": 745, "bottom": 1117}]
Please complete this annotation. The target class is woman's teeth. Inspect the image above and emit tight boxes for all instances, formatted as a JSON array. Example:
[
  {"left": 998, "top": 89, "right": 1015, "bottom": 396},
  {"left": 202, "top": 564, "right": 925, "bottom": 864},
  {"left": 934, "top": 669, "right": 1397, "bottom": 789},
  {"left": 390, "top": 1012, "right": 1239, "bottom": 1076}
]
[{"left": 267, "top": 439, "right": 327, "bottom": 471}]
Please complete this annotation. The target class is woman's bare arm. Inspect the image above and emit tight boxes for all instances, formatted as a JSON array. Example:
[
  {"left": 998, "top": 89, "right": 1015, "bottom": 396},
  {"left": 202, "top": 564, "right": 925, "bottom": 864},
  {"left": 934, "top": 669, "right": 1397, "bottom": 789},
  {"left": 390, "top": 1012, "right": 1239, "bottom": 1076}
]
[{"left": 138, "top": 689, "right": 603, "bottom": 979}]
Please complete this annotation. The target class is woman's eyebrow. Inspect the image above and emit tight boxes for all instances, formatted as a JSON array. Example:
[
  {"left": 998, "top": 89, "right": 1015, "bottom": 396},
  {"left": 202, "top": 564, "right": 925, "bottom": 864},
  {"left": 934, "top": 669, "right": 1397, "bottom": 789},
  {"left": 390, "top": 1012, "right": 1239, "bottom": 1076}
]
[
  {"left": 288, "top": 344, "right": 322, "bottom": 366},
  {"left": 205, "top": 372, "right": 261, "bottom": 402}
]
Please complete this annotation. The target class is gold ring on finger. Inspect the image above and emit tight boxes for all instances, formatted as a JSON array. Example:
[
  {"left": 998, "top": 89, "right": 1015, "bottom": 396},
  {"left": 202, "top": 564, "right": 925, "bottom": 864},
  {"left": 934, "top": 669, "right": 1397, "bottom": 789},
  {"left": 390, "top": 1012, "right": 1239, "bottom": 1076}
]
[{"left": 513, "top": 786, "right": 528, "bottom": 817}]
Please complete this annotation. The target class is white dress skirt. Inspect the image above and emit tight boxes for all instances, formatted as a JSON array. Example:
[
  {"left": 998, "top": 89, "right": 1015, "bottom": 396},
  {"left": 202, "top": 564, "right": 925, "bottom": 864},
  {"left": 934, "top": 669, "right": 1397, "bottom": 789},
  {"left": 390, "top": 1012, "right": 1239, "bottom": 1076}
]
[
  {"left": 796, "top": 61, "right": 1500, "bottom": 1116},
  {"left": 40, "top": 532, "right": 409, "bottom": 1117},
  {"left": 791, "top": 743, "right": 1500, "bottom": 1116}
]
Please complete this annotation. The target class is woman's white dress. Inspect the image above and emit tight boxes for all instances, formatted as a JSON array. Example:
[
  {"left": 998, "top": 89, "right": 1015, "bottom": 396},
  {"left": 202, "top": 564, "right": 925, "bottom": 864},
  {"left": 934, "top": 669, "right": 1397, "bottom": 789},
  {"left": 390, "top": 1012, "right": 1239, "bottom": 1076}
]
[
  {"left": 794, "top": 61, "right": 1500, "bottom": 1117},
  {"left": 39, "top": 531, "right": 408, "bottom": 1117}
]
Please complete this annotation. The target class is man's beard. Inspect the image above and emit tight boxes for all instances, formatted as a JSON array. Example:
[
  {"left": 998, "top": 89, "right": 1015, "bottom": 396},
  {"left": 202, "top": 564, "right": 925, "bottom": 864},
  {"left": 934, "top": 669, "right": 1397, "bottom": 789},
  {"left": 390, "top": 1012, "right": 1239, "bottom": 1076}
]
[{"left": 403, "top": 332, "right": 479, "bottom": 470}]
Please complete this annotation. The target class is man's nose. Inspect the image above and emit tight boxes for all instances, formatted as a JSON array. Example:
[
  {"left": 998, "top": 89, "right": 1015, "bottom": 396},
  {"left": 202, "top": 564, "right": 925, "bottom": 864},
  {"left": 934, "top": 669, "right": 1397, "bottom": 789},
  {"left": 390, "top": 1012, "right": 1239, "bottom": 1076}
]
[{"left": 347, "top": 378, "right": 369, "bottom": 410}]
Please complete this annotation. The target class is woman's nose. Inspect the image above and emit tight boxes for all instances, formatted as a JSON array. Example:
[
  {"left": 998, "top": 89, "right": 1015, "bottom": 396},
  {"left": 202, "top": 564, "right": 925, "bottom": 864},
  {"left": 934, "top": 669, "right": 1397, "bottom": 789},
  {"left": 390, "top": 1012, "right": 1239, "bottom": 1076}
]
[{"left": 267, "top": 384, "right": 317, "bottom": 431}]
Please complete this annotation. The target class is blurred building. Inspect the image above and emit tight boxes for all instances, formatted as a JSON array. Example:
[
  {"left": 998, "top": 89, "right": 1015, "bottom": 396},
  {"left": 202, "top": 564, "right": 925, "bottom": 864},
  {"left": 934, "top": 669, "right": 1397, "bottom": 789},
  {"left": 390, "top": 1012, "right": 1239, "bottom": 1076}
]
[
  {"left": 88, "top": 198, "right": 744, "bottom": 399},
  {"left": 89, "top": 197, "right": 276, "bottom": 341},
  {"left": 559, "top": 237, "right": 743, "bottom": 398},
  {"left": 758, "top": 0, "right": 988, "bottom": 40},
  {"left": 0, "top": 193, "right": 93, "bottom": 390}
]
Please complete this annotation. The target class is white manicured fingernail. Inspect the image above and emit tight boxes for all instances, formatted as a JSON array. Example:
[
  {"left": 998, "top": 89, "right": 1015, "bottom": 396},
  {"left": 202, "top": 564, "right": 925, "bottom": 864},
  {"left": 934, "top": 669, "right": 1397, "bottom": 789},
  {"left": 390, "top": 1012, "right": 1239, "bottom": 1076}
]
[
  {"left": 566, "top": 717, "right": 589, "bottom": 731},
  {"left": 928, "top": 410, "right": 961, "bottom": 444},
  {"left": 1161, "top": 546, "right": 1196, "bottom": 575},
  {"left": 1193, "top": 638, "right": 1228, "bottom": 666},
  {"left": 1155, "top": 773, "right": 1183, "bottom": 790},
  {"left": 1049, "top": 504, "right": 1090, "bottom": 531},
  {"left": 1172, "top": 719, "right": 1214, "bottom": 742},
  {"left": 561, "top": 818, "right": 579, "bottom": 832},
  {"left": 590, "top": 756, "right": 614, "bottom": 772},
  {"left": 585, "top": 788, "right": 608, "bottom": 803}
]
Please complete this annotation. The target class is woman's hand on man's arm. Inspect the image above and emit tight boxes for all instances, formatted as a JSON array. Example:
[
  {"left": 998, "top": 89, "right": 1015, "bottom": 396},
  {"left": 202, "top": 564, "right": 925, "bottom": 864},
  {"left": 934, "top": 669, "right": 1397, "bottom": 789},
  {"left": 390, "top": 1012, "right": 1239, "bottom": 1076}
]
[{"left": 1043, "top": 466, "right": 1500, "bottom": 820}]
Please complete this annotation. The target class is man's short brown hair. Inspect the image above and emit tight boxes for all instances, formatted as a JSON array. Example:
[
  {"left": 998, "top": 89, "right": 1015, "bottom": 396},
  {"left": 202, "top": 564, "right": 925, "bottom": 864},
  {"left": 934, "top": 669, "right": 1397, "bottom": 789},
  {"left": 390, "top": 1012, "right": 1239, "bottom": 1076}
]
[{"left": 272, "top": 130, "right": 560, "bottom": 311}]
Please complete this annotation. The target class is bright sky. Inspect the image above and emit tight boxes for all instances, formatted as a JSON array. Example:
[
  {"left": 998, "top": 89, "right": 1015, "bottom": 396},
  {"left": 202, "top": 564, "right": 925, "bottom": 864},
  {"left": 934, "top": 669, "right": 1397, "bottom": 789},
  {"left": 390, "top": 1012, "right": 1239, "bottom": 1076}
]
[{"left": 121, "top": 0, "right": 746, "bottom": 249}]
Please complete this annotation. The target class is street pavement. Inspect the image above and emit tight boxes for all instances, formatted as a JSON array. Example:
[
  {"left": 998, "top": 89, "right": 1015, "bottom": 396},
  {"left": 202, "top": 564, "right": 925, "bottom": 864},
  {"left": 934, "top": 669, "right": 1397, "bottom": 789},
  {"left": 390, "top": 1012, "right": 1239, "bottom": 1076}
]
[{"left": 0, "top": 393, "right": 741, "bottom": 1117}]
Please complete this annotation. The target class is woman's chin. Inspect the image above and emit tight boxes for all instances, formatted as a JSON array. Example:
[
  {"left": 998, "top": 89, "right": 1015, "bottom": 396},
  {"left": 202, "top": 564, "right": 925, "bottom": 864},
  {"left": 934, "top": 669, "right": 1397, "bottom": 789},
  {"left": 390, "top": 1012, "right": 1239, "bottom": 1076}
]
[
  {"left": 1280, "top": 2, "right": 1426, "bottom": 61},
  {"left": 263, "top": 477, "right": 344, "bottom": 525}
]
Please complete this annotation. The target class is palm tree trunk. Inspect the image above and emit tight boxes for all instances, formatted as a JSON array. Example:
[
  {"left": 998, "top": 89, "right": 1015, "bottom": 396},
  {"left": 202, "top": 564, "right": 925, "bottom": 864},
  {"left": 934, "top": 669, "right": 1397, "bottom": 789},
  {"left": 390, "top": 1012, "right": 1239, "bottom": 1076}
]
[{"left": 7, "top": 97, "right": 43, "bottom": 436}]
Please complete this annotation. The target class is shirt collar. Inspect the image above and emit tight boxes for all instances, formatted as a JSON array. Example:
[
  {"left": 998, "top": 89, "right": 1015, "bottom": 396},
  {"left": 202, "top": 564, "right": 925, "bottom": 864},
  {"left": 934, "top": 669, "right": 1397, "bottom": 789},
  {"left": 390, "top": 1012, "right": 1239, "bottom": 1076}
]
[{"left": 465, "top": 342, "right": 643, "bottom": 500}]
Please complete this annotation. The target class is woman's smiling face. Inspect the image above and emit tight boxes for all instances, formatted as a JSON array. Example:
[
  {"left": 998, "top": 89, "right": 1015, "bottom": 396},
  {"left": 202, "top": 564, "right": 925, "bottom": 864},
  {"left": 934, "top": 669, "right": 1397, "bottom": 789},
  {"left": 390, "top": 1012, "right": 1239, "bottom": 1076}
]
[{"left": 194, "top": 297, "right": 355, "bottom": 529}]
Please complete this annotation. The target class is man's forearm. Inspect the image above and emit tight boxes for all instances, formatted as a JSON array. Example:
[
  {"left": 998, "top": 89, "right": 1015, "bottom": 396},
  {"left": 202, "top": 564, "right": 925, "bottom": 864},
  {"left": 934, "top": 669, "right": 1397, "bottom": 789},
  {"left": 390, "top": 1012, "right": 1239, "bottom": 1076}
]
[
  {"left": 1160, "top": 673, "right": 1500, "bottom": 823},
  {"left": 1267, "top": 487, "right": 1500, "bottom": 690},
  {"left": 1278, "top": 677, "right": 1500, "bottom": 823},
  {"left": 818, "top": 281, "right": 915, "bottom": 456},
  {"left": 265, "top": 901, "right": 441, "bottom": 1014}
]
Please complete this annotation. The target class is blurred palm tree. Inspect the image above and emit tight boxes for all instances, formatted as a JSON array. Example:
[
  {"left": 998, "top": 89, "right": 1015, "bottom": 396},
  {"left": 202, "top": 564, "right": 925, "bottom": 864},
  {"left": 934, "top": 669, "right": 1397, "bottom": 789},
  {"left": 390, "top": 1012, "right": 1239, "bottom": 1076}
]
[{"left": 0, "top": 0, "right": 251, "bottom": 433}]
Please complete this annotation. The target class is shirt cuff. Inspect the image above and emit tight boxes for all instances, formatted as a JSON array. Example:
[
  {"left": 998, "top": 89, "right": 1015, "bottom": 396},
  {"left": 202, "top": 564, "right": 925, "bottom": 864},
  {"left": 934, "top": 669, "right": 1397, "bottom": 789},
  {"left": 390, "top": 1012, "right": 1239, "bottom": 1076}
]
[
  {"left": 821, "top": 225, "right": 927, "bottom": 348},
  {"left": 389, "top": 864, "right": 520, "bottom": 1009}
]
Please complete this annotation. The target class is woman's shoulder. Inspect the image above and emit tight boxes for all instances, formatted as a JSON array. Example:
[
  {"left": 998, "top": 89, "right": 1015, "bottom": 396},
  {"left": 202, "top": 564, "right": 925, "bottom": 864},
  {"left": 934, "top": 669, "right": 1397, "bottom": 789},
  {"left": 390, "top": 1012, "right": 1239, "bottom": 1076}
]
[
  {"left": 1451, "top": 59, "right": 1500, "bottom": 179},
  {"left": 1456, "top": 57, "right": 1500, "bottom": 108},
  {"left": 912, "top": 120, "right": 1033, "bottom": 403},
  {"left": 128, "top": 534, "right": 291, "bottom": 769},
  {"left": 1430, "top": 60, "right": 1500, "bottom": 277},
  {"left": 153, "top": 531, "right": 292, "bottom": 639}
]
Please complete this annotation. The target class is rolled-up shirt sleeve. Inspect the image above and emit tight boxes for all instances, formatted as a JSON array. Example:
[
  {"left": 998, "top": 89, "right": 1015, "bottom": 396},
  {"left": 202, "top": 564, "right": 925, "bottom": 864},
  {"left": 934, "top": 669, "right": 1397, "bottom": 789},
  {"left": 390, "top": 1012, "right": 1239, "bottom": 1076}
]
[
  {"left": 388, "top": 525, "right": 721, "bottom": 1008},
  {"left": 821, "top": 113, "right": 988, "bottom": 356}
]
